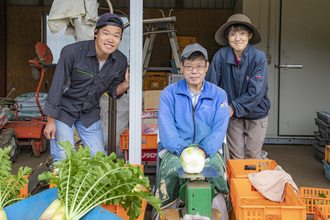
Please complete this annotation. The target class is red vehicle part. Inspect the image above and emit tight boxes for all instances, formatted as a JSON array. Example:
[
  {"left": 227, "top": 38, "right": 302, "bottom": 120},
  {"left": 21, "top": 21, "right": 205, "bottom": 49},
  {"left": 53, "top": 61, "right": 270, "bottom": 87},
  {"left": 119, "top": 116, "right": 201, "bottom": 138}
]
[
  {"left": 6, "top": 119, "right": 47, "bottom": 156},
  {"left": 2, "top": 42, "right": 53, "bottom": 157}
]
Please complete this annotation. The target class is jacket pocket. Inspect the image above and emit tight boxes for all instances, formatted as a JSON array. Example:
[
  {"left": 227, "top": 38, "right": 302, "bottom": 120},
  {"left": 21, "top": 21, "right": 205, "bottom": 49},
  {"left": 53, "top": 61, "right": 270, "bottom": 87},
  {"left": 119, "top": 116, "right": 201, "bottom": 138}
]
[{"left": 73, "top": 67, "right": 93, "bottom": 78}]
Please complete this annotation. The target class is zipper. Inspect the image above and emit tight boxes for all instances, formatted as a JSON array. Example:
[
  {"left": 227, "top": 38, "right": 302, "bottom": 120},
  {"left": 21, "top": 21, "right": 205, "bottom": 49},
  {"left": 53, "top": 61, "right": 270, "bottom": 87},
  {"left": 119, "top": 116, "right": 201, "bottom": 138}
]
[
  {"left": 75, "top": 68, "right": 93, "bottom": 77},
  {"left": 192, "top": 103, "right": 196, "bottom": 144},
  {"left": 236, "top": 64, "right": 240, "bottom": 97}
]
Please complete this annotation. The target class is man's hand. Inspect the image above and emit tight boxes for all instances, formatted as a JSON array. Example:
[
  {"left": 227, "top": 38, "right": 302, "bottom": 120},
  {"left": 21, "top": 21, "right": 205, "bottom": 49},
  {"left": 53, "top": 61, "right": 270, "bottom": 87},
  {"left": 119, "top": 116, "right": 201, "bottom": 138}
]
[
  {"left": 44, "top": 116, "right": 56, "bottom": 140},
  {"left": 125, "top": 66, "right": 130, "bottom": 84},
  {"left": 116, "top": 67, "right": 130, "bottom": 96}
]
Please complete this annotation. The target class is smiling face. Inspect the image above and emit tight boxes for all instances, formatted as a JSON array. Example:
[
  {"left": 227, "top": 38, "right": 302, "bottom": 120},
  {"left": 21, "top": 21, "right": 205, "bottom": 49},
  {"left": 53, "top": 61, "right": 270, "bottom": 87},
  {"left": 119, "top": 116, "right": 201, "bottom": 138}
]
[
  {"left": 227, "top": 26, "right": 253, "bottom": 57},
  {"left": 181, "top": 55, "right": 209, "bottom": 93},
  {"left": 94, "top": 25, "right": 122, "bottom": 62}
]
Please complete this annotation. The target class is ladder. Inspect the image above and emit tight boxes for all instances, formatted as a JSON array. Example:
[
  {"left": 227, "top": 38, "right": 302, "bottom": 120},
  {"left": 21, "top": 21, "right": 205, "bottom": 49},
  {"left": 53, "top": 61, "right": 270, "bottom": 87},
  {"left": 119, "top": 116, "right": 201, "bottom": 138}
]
[{"left": 142, "top": 12, "right": 182, "bottom": 75}]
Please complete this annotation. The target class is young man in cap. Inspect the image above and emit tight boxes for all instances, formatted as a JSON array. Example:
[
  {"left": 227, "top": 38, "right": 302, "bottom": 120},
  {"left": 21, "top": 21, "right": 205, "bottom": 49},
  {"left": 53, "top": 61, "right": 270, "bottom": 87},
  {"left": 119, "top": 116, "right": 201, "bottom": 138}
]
[
  {"left": 206, "top": 14, "right": 270, "bottom": 160},
  {"left": 43, "top": 13, "right": 129, "bottom": 163},
  {"left": 152, "top": 43, "right": 230, "bottom": 219}
]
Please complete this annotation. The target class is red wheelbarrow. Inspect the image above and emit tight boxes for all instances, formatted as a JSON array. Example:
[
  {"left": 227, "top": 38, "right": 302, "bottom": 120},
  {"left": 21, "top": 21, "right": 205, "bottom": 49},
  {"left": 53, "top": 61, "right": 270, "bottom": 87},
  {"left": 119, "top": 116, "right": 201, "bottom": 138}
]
[{"left": 1, "top": 42, "right": 52, "bottom": 159}]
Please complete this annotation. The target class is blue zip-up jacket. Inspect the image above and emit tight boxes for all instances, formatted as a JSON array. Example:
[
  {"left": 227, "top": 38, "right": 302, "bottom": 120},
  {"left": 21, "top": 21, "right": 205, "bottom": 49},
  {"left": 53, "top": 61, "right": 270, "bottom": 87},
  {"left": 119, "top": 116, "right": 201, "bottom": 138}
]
[
  {"left": 206, "top": 44, "right": 270, "bottom": 119},
  {"left": 158, "top": 79, "right": 230, "bottom": 158}
]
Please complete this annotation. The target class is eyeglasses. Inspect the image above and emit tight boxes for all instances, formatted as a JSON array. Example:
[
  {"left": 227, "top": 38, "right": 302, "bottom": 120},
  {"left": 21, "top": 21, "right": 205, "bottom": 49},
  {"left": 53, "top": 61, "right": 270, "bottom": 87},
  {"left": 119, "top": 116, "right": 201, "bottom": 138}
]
[{"left": 183, "top": 65, "right": 206, "bottom": 71}]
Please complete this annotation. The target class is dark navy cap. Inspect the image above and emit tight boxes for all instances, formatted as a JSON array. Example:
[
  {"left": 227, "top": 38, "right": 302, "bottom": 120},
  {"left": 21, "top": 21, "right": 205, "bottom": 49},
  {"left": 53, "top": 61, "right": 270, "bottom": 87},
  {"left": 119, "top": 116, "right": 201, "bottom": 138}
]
[{"left": 96, "top": 13, "right": 124, "bottom": 32}]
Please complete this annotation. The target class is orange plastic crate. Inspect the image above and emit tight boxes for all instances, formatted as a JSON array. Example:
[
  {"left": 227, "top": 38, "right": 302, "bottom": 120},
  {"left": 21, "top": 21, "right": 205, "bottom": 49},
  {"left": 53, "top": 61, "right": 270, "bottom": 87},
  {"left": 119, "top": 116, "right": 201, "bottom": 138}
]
[
  {"left": 230, "top": 178, "right": 306, "bottom": 220},
  {"left": 20, "top": 175, "right": 28, "bottom": 198},
  {"left": 120, "top": 128, "right": 158, "bottom": 150},
  {"left": 298, "top": 187, "right": 330, "bottom": 214},
  {"left": 226, "top": 159, "right": 278, "bottom": 181},
  {"left": 315, "top": 205, "right": 330, "bottom": 220},
  {"left": 325, "top": 146, "right": 330, "bottom": 164}
]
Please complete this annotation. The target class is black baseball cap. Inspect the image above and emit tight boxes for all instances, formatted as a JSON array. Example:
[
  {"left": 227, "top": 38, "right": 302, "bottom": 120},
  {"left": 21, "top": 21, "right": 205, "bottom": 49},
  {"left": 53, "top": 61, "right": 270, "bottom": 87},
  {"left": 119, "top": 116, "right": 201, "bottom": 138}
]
[{"left": 96, "top": 13, "right": 124, "bottom": 33}]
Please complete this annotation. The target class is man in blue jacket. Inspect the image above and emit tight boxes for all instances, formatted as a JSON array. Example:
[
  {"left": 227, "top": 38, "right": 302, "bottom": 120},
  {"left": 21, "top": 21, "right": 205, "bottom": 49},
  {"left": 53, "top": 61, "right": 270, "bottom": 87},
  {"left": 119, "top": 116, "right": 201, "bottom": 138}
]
[
  {"left": 206, "top": 14, "right": 270, "bottom": 159},
  {"left": 152, "top": 43, "right": 230, "bottom": 220}
]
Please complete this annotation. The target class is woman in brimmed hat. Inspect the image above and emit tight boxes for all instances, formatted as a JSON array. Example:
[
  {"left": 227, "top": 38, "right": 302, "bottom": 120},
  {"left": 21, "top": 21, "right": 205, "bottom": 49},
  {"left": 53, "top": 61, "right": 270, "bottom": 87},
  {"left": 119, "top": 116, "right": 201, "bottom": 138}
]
[{"left": 206, "top": 14, "right": 271, "bottom": 160}]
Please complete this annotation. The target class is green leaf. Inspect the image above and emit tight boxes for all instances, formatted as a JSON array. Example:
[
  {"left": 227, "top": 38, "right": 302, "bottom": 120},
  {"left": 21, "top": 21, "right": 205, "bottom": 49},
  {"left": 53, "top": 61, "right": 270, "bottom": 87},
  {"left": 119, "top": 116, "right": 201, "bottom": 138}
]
[
  {"left": 0, "top": 146, "right": 31, "bottom": 209},
  {"left": 38, "top": 142, "right": 161, "bottom": 220}
]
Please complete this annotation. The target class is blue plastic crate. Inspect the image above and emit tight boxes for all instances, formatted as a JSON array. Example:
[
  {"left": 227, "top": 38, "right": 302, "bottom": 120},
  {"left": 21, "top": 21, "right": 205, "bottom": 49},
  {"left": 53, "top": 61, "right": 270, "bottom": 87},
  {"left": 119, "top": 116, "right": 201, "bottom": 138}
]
[
  {"left": 322, "top": 160, "right": 330, "bottom": 181},
  {"left": 3, "top": 188, "right": 122, "bottom": 220}
]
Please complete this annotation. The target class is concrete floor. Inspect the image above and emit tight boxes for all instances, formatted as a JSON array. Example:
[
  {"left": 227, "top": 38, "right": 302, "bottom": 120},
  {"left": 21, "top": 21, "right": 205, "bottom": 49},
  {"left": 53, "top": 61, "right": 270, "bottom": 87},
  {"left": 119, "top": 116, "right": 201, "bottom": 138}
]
[
  {"left": 10, "top": 143, "right": 330, "bottom": 219},
  {"left": 263, "top": 144, "right": 330, "bottom": 189}
]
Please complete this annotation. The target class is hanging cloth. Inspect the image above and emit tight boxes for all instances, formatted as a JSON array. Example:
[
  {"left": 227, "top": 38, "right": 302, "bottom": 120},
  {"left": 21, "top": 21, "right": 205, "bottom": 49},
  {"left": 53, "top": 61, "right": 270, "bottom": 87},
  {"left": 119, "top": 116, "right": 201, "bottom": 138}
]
[{"left": 48, "top": 0, "right": 99, "bottom": 41}]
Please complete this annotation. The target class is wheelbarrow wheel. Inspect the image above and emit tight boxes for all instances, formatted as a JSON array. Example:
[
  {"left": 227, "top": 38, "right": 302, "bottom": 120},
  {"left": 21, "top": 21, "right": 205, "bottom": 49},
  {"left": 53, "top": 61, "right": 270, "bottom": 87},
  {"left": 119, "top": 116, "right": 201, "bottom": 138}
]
[
  {"left": 0, "top": 128, "right": 20, "bottom": 161},
  {"left": 42, "top": 138, "right": 49, "bottom": 152},
  {"left": 31, "top": 140, "right": 41, "bottom": 157}
]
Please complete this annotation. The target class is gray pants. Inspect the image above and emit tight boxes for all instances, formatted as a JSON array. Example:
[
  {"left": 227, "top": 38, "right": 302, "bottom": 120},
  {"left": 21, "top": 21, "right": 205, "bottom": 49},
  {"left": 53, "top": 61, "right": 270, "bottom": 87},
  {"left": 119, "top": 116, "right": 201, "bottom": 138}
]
[{"left": 226, "top": 116, "right": 268, "bottom": 159}]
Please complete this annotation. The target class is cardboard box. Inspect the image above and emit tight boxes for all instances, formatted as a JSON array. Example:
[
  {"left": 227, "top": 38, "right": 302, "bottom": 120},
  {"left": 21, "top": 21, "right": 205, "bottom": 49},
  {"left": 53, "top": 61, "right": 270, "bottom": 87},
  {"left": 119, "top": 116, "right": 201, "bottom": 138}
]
[
  {"left": 142, "top": 118, "right": 158, "bottom": 126},
  {"left": 143, "top": 90, "right": 162, "bottom": 112}
]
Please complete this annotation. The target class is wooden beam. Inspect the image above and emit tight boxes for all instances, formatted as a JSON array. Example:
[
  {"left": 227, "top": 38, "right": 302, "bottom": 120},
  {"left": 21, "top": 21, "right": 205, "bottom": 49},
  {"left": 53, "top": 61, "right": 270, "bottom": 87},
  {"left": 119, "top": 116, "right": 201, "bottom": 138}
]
[{"left": 0, "top": 0, "right": 6, "bottom": 97}]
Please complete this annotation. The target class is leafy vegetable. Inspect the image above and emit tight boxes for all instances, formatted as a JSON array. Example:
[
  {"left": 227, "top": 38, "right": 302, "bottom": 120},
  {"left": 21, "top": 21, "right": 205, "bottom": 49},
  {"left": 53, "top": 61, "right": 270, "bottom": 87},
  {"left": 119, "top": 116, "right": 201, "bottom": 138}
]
[
  {"left": 180, "top": 147, "right": 205, "bottom": 174},
  {"left": 39, "top": 141, "right": 161, "bottom": 220},
  {"left": 0, "top": 146, "right": 31, "bottom": 215},
  {"left": 319, "top": 193, "right": 327, "bottom": 198}
]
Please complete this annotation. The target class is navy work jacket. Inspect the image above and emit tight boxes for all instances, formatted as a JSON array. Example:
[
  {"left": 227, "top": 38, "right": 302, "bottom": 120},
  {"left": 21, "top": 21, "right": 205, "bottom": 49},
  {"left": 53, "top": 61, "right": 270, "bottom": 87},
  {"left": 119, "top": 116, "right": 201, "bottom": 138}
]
[{"left": 206, "top": 44, "right": 270, "bottom": 119}]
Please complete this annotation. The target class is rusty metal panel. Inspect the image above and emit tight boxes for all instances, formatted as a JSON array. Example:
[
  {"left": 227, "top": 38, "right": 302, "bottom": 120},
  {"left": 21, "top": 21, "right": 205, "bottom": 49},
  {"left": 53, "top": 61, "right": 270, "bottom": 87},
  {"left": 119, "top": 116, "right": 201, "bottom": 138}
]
[{"left": 6, "top": 123, "right": 44, "bottom": 139}]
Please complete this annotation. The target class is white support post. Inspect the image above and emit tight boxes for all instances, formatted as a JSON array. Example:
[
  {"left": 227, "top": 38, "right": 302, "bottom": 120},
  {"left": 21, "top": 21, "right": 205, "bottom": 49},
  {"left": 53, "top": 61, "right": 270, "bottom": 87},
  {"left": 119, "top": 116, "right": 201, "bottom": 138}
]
[{"left": 129, "top": 0, "right": 143, "bottom": 164}]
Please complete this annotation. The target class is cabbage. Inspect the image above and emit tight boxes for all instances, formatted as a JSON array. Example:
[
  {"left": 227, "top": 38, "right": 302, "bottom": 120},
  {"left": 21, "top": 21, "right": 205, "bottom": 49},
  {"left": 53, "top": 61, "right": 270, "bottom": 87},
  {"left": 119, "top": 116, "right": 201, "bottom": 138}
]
[{"left": 180, "top": 147, "right": 205, "bottom": 174}]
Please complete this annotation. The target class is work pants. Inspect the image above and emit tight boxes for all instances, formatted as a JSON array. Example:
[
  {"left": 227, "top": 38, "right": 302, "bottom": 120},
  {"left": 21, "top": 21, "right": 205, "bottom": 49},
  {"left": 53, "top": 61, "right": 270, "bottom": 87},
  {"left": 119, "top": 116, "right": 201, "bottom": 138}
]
[{"left": 226, "top": 116, "right": 268, "bottom": 159}]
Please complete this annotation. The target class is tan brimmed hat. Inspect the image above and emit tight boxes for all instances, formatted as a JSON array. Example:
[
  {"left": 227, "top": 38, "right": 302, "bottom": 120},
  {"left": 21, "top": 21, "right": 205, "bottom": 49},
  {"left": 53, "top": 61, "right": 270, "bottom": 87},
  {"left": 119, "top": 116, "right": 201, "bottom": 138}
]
[{"left": 214, "top": 14, "right": 261, "bottom": 46}]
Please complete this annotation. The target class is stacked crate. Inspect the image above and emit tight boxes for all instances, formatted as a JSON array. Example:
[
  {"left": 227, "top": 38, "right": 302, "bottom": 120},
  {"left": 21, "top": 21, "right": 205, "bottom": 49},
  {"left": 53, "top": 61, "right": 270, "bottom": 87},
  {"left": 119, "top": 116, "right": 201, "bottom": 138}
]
[
  {"left": 299, "top": 187, "right": 330, "bottom": 215},
  {"left": 314, "top": 111, "right": 330, "bottom": 162},
  {"left": 226, "top": 159, "right": 306, "bottom": 220}
]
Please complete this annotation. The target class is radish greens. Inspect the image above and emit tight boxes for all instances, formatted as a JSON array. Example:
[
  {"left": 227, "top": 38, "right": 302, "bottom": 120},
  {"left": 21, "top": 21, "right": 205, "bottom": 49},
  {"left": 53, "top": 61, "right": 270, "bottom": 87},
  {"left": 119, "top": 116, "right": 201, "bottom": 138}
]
[
  {"left": 38, "top": 141, "right": 161, "bottom": 220},
  {"left": 0, "top": 146, "right": 31, "bottom": 219}
]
